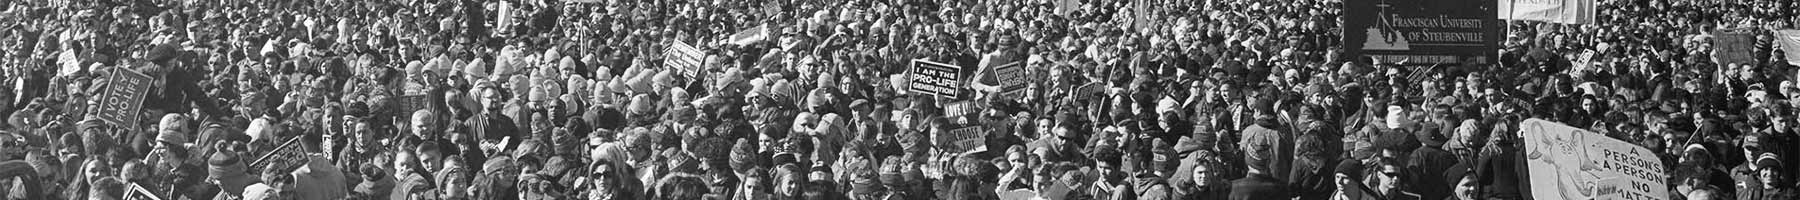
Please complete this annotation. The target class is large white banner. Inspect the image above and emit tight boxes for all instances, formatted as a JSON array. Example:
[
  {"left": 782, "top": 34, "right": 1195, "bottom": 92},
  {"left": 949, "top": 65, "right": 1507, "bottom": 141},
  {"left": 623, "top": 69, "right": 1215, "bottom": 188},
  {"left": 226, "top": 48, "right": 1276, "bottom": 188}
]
[
  {"left": 1499, "top": 0, "right": 1596, "bottom": 24},
  {"left": 1775, "top": 30, "right": 1800, "bottom": 66},
  {"left": 1520, "top": 118, "right": 1668, "bottom": 200}
]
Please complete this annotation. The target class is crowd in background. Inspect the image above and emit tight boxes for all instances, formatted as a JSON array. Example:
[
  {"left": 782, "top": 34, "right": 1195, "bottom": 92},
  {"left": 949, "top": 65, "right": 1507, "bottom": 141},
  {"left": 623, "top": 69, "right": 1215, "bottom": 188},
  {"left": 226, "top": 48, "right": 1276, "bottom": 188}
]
[{"left": 2, "top": 0, "right": 1800, "bottom": 199}]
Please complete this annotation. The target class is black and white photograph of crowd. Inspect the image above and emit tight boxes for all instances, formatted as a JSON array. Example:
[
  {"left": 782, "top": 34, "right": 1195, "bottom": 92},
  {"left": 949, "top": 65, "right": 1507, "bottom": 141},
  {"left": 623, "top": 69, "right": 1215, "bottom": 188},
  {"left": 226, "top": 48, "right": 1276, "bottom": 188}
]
[{"left": 2, "top": 0, "right": 1798, "bottom": 199}]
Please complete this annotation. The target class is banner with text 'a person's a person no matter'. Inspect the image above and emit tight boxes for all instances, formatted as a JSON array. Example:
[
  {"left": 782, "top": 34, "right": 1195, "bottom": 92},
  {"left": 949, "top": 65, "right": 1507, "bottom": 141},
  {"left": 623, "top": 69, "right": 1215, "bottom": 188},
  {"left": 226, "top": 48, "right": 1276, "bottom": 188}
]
[{"left": 1520, "top": 118, "right": 1669, "bottom": 200}]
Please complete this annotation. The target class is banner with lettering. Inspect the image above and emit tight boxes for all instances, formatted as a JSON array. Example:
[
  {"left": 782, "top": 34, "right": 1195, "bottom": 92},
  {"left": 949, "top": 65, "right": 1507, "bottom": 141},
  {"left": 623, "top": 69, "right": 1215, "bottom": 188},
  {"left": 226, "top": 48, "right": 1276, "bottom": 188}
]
[
  {"left": 726, "top": 24, "right": 770, "bottom": 46},
  {"left": 942, "top": 100, "right": 987, "bottom": 125},
  {"left": 96, "top": 68, "right": 155, "bottom": 126},
  {"left": 1343, "top": 0, "right": 1501, "bottom": 64},
  {"left": 1520, "top": 118, "right": 1668, "bottom": 200},
  {"left": 907, "top": 59, "right": 963, "bottom": 98},
  {"left": 250, "top": 138, "right": 308, "bottom": 174},
  {"left": 935, "top": 126, "right": 988, "bottom": 153},
  {"left": 1712, "top": 28, "right": 1758, "bottom": 66},
  {"left": 664, "top": 41, "right": 707, "bottom": 78},
  {"left": 1498, "top": 0, "right": 1596, "bottom": 24},
  {"left": 1775, "top": 30, "right": 1800, "bottom": 66}
]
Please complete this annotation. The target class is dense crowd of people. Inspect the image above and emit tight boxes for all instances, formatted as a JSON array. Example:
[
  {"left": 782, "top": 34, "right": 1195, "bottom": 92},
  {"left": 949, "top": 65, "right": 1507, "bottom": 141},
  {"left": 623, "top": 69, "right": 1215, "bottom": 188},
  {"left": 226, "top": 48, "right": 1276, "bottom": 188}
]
[{"left": 3, "top": 0, "right": 1800, "bottom": 199}]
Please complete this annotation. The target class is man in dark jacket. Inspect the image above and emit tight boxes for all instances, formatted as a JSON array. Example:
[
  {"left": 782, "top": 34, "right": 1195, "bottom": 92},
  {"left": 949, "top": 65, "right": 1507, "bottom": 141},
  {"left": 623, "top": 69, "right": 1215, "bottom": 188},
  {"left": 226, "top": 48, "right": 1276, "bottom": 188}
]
[
  {"left": 465, "top": 86, "right": 520, "bottom": 154},
  {"left": 1407, "top": 123, "right": 1459, "bottom": 200}
]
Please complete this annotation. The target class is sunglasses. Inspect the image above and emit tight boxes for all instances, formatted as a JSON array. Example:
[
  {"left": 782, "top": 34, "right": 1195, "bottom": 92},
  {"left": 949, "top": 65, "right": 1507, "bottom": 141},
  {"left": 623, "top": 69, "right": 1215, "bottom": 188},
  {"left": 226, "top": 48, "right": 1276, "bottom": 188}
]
[{"left": 1381, "top": 172, "right": 1401, "bottom": 177}]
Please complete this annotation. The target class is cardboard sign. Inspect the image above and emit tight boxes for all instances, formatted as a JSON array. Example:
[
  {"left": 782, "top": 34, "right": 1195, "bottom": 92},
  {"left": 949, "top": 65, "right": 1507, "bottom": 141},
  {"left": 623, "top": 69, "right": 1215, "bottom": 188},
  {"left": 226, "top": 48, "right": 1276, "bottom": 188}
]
[
  {"left": 943, "top": 100, "right": 987, "bottom": 125},
  {"left": 1520, "top": 118, "right": 1669, "bottom": 200},
  {"left": 399, "top": 81, "right": 433, "bottom": 112},
  {"left": 124, "top": 183, "right": 165, "bottom": 200},
  {"left": 907, "top": 59, "right": 964, "bottom": 98},
  {"left": 96, "top": 68, "right": 154, "bottom": 126},
  {"left": 1498, "top": 0, "right": 1597, "bottom": 24},
  {"left": 59, "top": 50, "right": 81, "bottom": 76},
  {"left": 250, "top": 138, "right": 308, "bottom": 174},
  {"left": 726, "top": 24, "right": 769, "bottom": 46},
  {"left": 764, "top": 2, "right": 782, "bottom": 18},
  {"left": 1342, "top": 0, "right": 1500, "bottom": 64},
  {"left": 664, "top": 41, "right": 707, "bottom": 78},
  {"left": 935, "top": 126, "right": 988, "bottom": 153},
  {"left": 1071, "top": 82, "right": 1106, "bottom": 102},
  {"left": 971, "top": 60, "right": 1025, "bottom": 93},
  {"left": 1775, "top": 30, "right": 1800, "bottom": 66},
  {"left": 1712, "top": 28, "right": 1758, "bottom": 66}
]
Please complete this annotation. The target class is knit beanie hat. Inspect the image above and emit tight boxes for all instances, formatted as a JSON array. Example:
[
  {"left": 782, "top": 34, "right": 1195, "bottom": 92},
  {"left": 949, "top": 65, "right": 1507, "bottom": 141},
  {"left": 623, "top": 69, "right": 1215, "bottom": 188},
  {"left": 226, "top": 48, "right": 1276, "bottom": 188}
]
[
  {"left": 730, "top": 138, "right": 761, "bottom": 173},
  {"left": 1334, "top": 161, "right": 1363, "bottom": 178}
]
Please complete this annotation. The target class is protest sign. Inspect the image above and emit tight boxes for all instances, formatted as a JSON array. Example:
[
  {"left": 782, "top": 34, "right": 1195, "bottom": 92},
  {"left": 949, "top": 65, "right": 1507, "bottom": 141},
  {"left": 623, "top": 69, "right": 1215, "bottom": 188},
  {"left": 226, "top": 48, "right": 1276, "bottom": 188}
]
[
  {"left": 1775, "top": 30, "right": 1800, "bottom": 66},
  {"left": 95, "top": 68, "right": 154, "bottom": 126},
  {"left": 908, "top": 59, "right": 964, "bottom": 98},
  {"left": 943, "top": 100, "right": 986, "bottom": 125},
  {"left": 935, "top": 126, "right": 988, "bottom": 153},
  {"left": 1343, "top": 0, "right": 1501, "bottom": 64},
  {"left": 125, "top": 183, "right": 165, "bottom": 200},
  {"left": 1712, "top": 28, "right": 1758, "bottom": 66},
  {"left": 1498, "top": 0, "right": 1596, "bottom": 24},
  {"left": 664, "top": 41, "right": 706, "bottom": 78},
  {"left": 971, "top": 61, "right": 1028, "bottom": 97},
  {"left": 764, "top": 2, "right": 782, "bottom": 18},
  {"left": 59, "top": 50, "right": 81, "bottom": 76},
  {"left": 726, "top": 24, "right": 769, "bottom": 46},
  {"left": 250, "top": 138, "right": 308, "bottom": 174},
  {"left": 991, "top": 62, "right": 1029, "bottom": 97},
  {"left": 400, "top": 81, "right": 432, "bottom": 112},
  {"left": 1520, "top": 118, "right": 1668, "bottom": 200},
  {"left": 1071, "top": 82, "right": 1105, "bottom": 103}
]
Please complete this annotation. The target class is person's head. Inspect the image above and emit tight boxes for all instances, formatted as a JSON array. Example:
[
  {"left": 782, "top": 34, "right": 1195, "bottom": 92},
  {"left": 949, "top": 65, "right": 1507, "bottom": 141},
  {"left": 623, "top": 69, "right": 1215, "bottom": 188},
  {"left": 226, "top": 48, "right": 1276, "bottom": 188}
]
[
  {"left": 1052, "top": 123, "right": 1080, "bottom": 152},
  {"left": 0, "top": 133, "right": 19, "bottom": 160},
  {"left": 1094, "top": 148, "right": 1121, "bottom": 172},
  {"left": 1453, "top": 173, "right": 1478, "bottom": 200},
  {"left": 480, "top": 87, "right": 507, "bottom": 112},
  {"left": 1373, "top": 160, "right": 1404, "bottom": 192},
  {"left": 1192, "top": 159, "right": 1220, "bottom": 187},
  {"left": 1742, "top": 133, "right": 1766, "bottom": 165},
  {"left": 440, "top": 168, "right": 470, "bottom": 198},
  {"left": 1755, "top": 153, "right": 1784, "bottom": 187},
  {"left": 354, "top": 120, "right": 376, "bottom": 152},
  {"left": 416, "top": 141, "right": 444, "bottom": 172},
  {"left": 82, "top": 158, "right": 110, "bottom": 183},
  {"left": 1007, "top": 146, "right": 1030, "bottom": 169},
  {"left": 1333, "top": 161, "right": 1364, "bottom": 191},
  {"left": 411, "top": 110, "right": 436, "bottom": 138}
]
